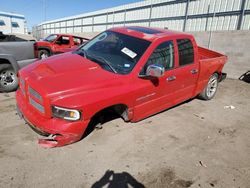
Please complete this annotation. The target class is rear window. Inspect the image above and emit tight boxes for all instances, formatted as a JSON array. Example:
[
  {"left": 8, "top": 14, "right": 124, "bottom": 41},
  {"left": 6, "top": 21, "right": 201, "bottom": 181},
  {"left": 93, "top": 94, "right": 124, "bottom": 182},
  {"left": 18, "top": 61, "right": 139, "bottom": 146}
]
[{"left": 177, "top": 39, "right": 194, "bottom": 66}]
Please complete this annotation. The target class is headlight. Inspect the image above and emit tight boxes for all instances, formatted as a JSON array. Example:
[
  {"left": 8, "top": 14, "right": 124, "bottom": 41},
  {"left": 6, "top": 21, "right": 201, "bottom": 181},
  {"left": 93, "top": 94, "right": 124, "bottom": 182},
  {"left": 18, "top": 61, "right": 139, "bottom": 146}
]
[{"left": 52, "top": 106, "right": 81, "bottom": 121}]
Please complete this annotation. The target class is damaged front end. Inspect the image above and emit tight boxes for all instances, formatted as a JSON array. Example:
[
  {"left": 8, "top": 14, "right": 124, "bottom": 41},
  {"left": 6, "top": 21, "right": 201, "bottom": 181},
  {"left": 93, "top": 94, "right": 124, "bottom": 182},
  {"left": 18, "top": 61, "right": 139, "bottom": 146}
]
[
  {"left": 38, "top": 133, "right": 82, "bottom": 148},
  {"left": 16, "top": 104, "right": 88, "bottom": 148}
]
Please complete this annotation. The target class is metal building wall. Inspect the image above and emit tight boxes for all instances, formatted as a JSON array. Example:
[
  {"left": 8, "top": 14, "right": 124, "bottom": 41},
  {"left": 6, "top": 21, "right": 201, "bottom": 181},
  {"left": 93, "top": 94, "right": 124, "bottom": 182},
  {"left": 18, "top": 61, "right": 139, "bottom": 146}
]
[
  {"left": 33, "top": 0, "right": 250, "bottom": 39},
  {"left": 0, "top": 12, "right": 26, "bottom": 34}
]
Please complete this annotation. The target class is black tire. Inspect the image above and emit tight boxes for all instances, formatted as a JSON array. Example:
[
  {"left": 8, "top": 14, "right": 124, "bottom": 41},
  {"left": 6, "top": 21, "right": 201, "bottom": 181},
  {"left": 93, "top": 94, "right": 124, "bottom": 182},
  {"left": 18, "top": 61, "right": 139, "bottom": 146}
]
[
  {"left": 38, "top": 49, "right": 50, "bottom": 59},
  {"left": 0, "top": 64, "right": 18, "bottom": 92},
  {"left": 198, "top": 73, "right": 219, "bottom": 100}
]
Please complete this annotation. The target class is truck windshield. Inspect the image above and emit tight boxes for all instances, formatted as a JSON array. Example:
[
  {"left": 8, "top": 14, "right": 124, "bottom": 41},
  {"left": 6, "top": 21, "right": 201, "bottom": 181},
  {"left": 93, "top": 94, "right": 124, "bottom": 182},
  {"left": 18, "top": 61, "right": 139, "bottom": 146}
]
[
  {"left": 43, "top": 34, "right": 58, "bottom": 42},
  {"left": 76, "top": 31, "right": 151, "bottom": 74}
]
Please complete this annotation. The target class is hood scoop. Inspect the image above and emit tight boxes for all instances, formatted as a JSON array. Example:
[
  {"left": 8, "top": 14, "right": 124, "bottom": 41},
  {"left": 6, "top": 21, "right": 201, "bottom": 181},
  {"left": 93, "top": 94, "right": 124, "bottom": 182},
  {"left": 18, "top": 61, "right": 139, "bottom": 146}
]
[{"left": 33, "top": 63, "right": 55, "bottom": 77}]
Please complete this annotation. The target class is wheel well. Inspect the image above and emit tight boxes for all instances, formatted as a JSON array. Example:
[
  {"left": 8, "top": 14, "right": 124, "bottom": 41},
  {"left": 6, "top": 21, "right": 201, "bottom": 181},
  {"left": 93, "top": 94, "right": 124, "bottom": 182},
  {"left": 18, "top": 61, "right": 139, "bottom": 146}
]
[
  {"left": 38, "top": 48, "right": 51, "bottom": 55},
  {"left": 91, "top": 104, "right": 129, "bottom": 123},
  {"left": 0, "top": 58, "right": 11, "bottom": 65},
  {"left": 213, "top": 72, "right": 220, "bottom": 77}
]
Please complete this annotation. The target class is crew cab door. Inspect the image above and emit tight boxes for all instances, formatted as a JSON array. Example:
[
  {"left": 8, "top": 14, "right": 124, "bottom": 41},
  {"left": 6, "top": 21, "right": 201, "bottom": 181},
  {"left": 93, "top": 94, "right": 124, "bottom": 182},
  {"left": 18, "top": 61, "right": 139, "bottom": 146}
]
[
  {"left": 172, "top": 38, "right": 199, "bottom": 104},
  {"left": 133, "top": 40, "right": 177, "bottom": 121},
  {"left": 53, "top": 35, "right": 72, "bottom": 53}
]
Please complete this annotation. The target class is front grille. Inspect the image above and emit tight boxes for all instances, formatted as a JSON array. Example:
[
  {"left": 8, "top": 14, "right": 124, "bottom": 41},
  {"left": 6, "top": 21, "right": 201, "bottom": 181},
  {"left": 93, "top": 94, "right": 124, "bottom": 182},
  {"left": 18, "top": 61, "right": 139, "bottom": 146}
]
[
  {"left": 28, "top": 86, "right": 43, "bottom": 102},
  {"left": 29, "top": 97, "right": 45, "bottom": 113}
]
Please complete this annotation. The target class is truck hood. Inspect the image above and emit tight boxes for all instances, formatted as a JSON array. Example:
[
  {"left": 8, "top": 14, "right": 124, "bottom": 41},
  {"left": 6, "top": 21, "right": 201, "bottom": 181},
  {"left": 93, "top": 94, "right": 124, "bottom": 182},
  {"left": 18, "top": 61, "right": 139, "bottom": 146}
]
[{"left": 21, "top": 53, "right": 127, "bottom": 99}]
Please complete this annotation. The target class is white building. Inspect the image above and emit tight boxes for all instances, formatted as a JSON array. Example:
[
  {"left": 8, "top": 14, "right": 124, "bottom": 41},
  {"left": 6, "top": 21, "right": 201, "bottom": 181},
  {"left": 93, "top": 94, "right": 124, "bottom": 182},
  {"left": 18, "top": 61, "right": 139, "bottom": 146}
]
[{"left": 0, "top": 11, "right": 27, "bottom": 34}]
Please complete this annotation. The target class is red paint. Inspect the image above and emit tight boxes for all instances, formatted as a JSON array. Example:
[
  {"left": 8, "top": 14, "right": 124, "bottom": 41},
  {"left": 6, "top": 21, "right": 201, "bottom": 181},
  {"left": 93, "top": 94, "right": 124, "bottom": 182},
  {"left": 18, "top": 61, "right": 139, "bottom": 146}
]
[{"left": 16, "top": 27, "right": 227, "bottom": 147}]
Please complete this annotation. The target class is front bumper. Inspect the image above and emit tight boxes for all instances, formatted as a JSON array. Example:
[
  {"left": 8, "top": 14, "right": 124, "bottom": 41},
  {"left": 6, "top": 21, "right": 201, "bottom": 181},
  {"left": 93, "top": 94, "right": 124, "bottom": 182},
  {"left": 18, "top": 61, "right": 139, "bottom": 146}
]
[{"left": 16, "top": 89, "right": 90, "bottom": 148}]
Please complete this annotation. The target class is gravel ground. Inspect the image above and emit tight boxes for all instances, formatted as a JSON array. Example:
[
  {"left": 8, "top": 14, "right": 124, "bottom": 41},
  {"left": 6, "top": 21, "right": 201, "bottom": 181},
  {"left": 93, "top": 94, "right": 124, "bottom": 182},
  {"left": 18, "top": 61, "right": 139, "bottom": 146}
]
[{"left": 0, "top": 79, "right": 249, "bottom": 188}]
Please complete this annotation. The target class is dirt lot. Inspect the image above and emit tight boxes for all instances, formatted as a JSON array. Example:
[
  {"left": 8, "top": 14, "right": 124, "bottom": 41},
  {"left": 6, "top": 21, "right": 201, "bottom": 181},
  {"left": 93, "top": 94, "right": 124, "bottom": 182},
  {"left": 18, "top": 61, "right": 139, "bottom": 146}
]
[{"left": 0, "top": 79, "right": 249, "bottom": 188}]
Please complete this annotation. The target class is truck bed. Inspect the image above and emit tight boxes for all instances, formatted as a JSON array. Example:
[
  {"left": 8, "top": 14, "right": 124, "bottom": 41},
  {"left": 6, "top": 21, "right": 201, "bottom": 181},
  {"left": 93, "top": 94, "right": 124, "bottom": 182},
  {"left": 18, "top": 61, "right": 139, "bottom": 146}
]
[
  {"left": 195, "top": 46, "right": 228, "bottom": 95},
  {"left": 198, "top": 46, "right": 226, "bottom": 61}
]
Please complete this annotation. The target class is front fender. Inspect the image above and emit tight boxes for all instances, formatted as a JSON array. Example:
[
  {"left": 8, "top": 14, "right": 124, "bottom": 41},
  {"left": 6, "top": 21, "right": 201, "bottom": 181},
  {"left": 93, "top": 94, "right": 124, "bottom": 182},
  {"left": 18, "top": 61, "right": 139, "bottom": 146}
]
[
  {"left": 0, "top": 54, "right": 20, "bottom": 73},
  {"left": 38, "top": 46, "right": 52, "bottom": 54}
]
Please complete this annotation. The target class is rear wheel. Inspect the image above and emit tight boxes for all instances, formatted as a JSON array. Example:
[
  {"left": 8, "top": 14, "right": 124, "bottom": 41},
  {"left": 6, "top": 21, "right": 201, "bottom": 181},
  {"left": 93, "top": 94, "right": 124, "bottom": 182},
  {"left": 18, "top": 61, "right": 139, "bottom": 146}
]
[
  {"left": 0, "top": 64, "right": 18, "bottom": 92},
  {"left": 199, "top": 73, "right": 218, "bottom": 100},
  {"left": 38, "top": 49, "right": 50, "bottom": 59}
]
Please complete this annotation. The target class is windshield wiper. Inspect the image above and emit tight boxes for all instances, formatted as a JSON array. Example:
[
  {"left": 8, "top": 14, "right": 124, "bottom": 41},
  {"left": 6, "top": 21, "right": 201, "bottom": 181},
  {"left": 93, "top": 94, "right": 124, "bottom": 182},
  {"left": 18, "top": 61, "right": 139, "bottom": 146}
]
[{"left": 88, "top": 54, "right": 117, "bottom": 74}]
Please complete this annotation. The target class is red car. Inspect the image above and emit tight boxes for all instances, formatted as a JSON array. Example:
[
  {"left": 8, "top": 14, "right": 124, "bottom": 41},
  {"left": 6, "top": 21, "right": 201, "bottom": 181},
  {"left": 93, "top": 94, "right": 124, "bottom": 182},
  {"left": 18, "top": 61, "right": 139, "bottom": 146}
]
[
  {"left": 34, "top": 34, "right": 89, "bottom": 59},
  {"left": 16, "top": 26, "right": 227, "bottom": 147}
]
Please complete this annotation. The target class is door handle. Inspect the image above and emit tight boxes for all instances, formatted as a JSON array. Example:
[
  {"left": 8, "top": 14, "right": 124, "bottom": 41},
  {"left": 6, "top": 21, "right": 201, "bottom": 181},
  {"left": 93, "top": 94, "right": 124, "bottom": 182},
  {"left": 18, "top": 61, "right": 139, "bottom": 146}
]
[
  {"left": 167, "top": 76, "right": 176, "bottom": 81},
  {"left": 191, "top": 69, "right": 198, "bottom": 74}
]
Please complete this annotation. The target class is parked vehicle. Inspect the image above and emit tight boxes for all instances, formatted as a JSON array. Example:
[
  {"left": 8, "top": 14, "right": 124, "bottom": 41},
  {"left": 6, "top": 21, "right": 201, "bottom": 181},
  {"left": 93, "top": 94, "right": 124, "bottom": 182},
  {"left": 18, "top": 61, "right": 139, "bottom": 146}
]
[
  {"left": 0, "top": 31, "right": 35, "bottom": 42},
  {"left": 35, "top": 34, "right": 89, "bottom": 59},
  {"left": 16, "top": 26, "right": 227, "bottom": 147},
  {"left": 0, "top": 41, "right": 37, "bottom": 92}
]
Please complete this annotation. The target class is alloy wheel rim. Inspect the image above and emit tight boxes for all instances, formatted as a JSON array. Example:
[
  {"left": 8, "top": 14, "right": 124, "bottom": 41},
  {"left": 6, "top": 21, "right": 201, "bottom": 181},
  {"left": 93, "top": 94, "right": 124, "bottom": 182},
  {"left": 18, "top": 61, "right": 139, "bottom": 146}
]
[
  {"left": 41, "top": 53, "right": 48, "bottom": 59},
  {"left": 206, "top": 76, "right": 218, "bottom": 98}
]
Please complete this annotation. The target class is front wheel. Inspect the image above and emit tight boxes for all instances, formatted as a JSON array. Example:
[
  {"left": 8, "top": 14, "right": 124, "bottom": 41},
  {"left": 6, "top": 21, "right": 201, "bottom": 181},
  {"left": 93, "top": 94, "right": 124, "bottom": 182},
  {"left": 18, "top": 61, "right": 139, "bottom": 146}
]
[
  {"left": 198, "top": 73, "right": 218, "bottom": 100},
  {"left": 0, "top": 64, "right": 18, "bottom": 92},
  {"left": 38, "top": 49, "right": 50, "bottom": 59}
]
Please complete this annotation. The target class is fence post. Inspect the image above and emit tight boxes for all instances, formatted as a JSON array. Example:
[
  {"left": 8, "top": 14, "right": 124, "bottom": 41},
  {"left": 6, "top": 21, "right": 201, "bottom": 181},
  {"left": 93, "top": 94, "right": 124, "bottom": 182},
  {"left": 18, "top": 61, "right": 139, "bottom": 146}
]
[
  {"left": 237, "top": 0, "right": 246, "bottom": 30},
  {"left": 148, "top": 2, "right": 153, "bottom": 27},
  {"left": 208, "top": 1, "right": 217, "bottom": 49},
  {"left": 81, "top": 18, "right": 83, "bottom": 33},
  {"left": 92, "top": 16, "right": 94, "bottom": 32},
  {"left": 106, "top": 12, "right": 108, "bottom": 30},
  {"left": 183, "top": 0, "right": 190, "bottom": 31},
  {"left": 124, "top": 9, "right": 127, "bottom": 26},
  {"left": 205, "top": 5, "right": 210, "bottom": 31}
]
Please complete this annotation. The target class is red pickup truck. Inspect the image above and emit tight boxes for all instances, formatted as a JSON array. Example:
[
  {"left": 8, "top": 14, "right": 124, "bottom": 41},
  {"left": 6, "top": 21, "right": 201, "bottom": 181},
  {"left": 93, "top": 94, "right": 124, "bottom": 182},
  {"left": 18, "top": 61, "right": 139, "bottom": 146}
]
[
  {"left": 16, "top": 26, "right": 227, "bottom": 147},
  {"left": 34, "top": 34, "right": 89, "bottom": 59}
]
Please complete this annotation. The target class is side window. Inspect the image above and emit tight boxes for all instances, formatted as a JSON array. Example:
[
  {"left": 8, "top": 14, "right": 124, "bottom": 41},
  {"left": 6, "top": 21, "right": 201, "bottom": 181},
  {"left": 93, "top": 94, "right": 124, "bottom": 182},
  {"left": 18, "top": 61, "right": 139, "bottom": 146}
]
[
  {"left": 73, "top": 37, "right": 81, "bottom": 45},
  {"left": 177, "top": 39, "right": 194, "bottom": 66},
  {"left": 141, "top": 41, "right": 174, "bottom": 74},
  {"left": 57, "top": 36, "right": 70, "bottom": 45},
  {"left": 0, "top": 20, "right": 5, "bottom": 26},
  {"left": 11, "top": 22, "right": 19, "bottom": 28}
]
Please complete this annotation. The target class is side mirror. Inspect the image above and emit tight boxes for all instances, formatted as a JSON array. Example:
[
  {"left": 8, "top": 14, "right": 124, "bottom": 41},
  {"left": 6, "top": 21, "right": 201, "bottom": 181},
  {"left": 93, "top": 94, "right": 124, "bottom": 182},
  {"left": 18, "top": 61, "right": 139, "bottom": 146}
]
[{"left": 146, "top": 64, "right": 165, "bottom": 78}]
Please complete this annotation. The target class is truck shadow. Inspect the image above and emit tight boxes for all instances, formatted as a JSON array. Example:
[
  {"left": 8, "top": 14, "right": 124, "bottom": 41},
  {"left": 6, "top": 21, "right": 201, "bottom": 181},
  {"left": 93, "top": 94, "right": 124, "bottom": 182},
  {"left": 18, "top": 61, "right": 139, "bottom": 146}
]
[
  {"left": 91, "top": 170, "right": 145, "bottom": 188},
  {"left": 239, "top": 70, "right": 250, "bottom": 83}
]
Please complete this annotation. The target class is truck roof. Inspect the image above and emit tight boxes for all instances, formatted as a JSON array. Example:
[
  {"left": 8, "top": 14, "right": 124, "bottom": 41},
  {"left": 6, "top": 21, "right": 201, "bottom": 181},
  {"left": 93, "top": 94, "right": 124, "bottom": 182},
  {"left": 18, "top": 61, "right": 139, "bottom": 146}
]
[
  {"left": 52, "top": 33, "right": 87, "bottom": 39},
  {"left": 110, "top": 26, "right": 192, "bottom": 42}
]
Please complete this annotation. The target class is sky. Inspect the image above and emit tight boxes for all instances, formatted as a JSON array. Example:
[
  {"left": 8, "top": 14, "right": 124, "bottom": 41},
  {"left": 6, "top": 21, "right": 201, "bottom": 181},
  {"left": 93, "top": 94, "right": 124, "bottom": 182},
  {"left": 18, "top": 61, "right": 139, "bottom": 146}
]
[{"left": 0, "top": 0, "right": 142, "bottom": 30}]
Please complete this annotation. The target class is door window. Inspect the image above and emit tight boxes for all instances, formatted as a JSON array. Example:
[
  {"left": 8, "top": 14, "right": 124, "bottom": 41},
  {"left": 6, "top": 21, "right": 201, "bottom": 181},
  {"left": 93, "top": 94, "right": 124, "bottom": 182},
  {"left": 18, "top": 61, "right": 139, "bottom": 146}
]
[
  {"left": 73, "top": 37, "right": 81, "bottom": 45},
  {"left": 140, "top": 41, "right": 174, "bottom": 75},
  {"left": 56, "top": 36, "right": 70, "bottom": 45},
  {"left": 177, "top": 39, "right": 194, "bottom": 66}
]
